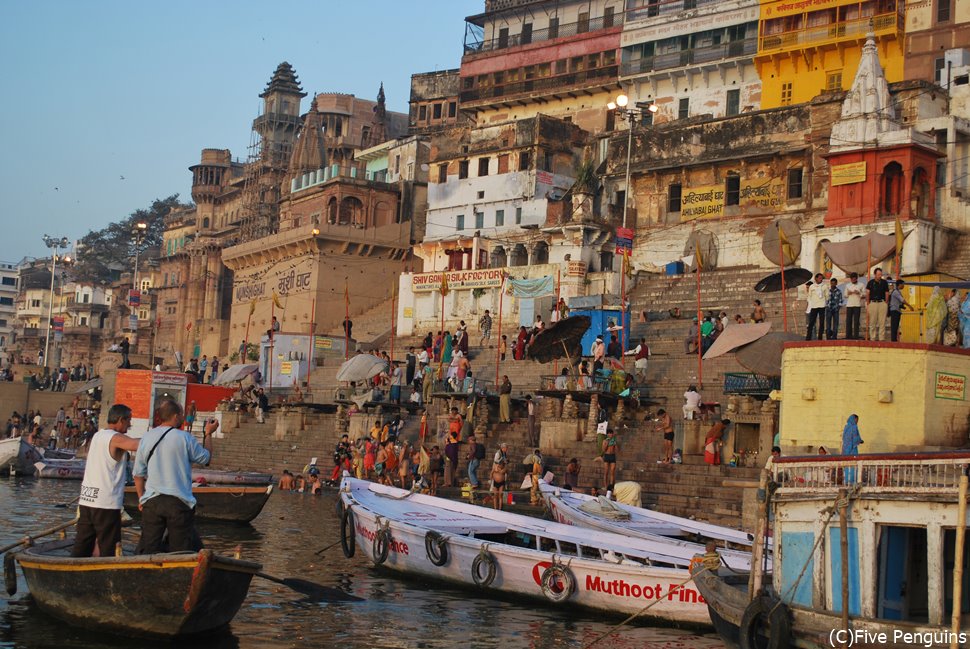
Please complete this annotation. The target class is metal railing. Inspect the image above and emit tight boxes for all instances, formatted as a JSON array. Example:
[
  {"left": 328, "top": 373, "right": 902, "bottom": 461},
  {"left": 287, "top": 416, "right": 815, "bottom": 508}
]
[
  {"left": 759, "top": 11, "right": 901, "bottom": 54},
  {"left": 465, "top": 14, "right": 622, "bottom": 53},
  {"left": 460, "top": 65, "right": 619, "bottom": 103},
  {"left": 620, "top": 38, "right": 757, "bottom": 77},
  {"left": 723, "top": 372, "right": 780, "bottom": 396},
  {"left": 772, "top": 453, "right": 970, "bottom": 493}
]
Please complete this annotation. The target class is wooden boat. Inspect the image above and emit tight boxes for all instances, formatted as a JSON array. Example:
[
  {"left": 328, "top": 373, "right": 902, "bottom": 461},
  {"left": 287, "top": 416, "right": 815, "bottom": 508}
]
[
  {"left": 14, "top": 539, "right": 260, "bottom": 637},
  {"left": 34, "top": 459, "right": 86, "bottom": 480},
  {"left": 539, "top": 482, "right": 757, "bottom": 550},
  {"left": 191, "top": 469, "right": 273, "bottom": 485},
  {"left": 123, "top": 485, "right": 274, "bottom": 523},
  {"left": 0, "top": 436, "right": 21, "bottom": 473},
  {"left": 43, "top": 448, "right": 77, "bottom": 460},
  {"left": 8, "top": 439, "right": 44, "bottom": 475},
  {"left": 339, "top": 477, "right": 751, "bottom": 627},
  {"left": 694, "top": 452, "right": 970, "bottom": 649}
]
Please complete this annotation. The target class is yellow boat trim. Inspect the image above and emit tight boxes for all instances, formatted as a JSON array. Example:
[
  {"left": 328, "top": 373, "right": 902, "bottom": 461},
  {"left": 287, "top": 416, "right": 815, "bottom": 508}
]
[{"left": 18, "top": 559, "right": 199, "bottom": 572}]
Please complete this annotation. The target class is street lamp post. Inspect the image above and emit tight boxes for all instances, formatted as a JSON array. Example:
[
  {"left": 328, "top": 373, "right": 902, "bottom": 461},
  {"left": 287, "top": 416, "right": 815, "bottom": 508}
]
[
  {"left": 41, "top": 235, "right": 70, "bottom": 372},
  {"left": 606, "top": 94, "right": 657, "bottom": 352},
  {"left": 130, "top": 221, "right": 148, "bottom": 344}
]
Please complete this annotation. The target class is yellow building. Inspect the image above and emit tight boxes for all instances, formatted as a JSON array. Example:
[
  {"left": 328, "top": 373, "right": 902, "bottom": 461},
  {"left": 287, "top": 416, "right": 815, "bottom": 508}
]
[
  {"left": 779, "top": 341, "right": 970, "bottom": 452},
  {"left": 756, "top": 0, "right": 905, "bottom": 109}
]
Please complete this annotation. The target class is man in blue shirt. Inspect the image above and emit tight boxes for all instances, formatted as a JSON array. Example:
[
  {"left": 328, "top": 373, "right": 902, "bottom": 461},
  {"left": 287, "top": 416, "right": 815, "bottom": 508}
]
[{"left": 133, "top": 399, "right": 217, "bottom": 554}]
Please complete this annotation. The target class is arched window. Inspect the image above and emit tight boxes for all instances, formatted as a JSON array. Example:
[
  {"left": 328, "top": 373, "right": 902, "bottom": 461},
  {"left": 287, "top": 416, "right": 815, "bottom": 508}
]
[
  {"left": 911, "top": 166, "right": 930, "bottom": 219},
  {"left": 202, "top": 217, "right": 210, "bottom": 229},
  {"left": 509, "top": 244, "right": 528, "bottom": 267},
  {"left": 531, "top": 241, "right": 550, "bottom": 265},
  {"left": 881, "top": 161, "right": 904, "bottom": 216},
  {"left": 327, "top": 197, "right": 338, "bottom": 224},
  {"left": 490, "top": 246, "right": 507, "bottom": 269},
  {"left": 374, "top": 201, "right": 394, "bottom": 227},
  {"left": 339, "top": 197, "right": 364, "bottom": 226}
]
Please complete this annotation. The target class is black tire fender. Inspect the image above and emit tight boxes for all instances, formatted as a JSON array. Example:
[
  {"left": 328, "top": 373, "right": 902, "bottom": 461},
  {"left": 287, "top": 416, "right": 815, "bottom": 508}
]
[
  {"left": 340, "top": 508, "right": 356, "bottom": 559},
  {"left": 739, "top": 596, "right": 791, "bottom": 649},
  {"left": 373, "top": 527, "right": 392, "bottom": 565},
  {"left": 540, "top": 563, "right": 574, "bottom": 603},
  {"left": 4, "top": 553, "right": 16, "bottom": 596},
  {"left": 471, "top": 548, "right": 496, "bottom": 587},
  {"left": 425, "top": 531, "right": 448, "bottom": 567}
]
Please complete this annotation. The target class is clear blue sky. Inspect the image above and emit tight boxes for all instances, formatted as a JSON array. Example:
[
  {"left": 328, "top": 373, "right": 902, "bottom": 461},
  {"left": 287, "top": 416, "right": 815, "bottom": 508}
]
[{"left": 0, "top": 0, "right": 476, "bottom": 263}]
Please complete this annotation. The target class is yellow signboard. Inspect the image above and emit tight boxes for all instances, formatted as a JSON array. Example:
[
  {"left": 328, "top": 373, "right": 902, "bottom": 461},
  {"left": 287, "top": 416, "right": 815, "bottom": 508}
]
[
  {"left": 681, "top": 185, "right": 725, "bottom": 220},
  {"left": 403, "top": 307, "right": 414, "bottom": 318},
  {"left": 935, "top": 372, "right": 966, "bottom": 401},
  {"left": 763, "top": 0, "right": 847, "bottom": 19},
  {"left": 412, "top": 269, "right": 504, "bottom": 293},
  {"left": 280, "top": 361, "right": 293, "bottom": 376},
  {"left": 831, "top": 161, "right": 867, "bottom": 186}
]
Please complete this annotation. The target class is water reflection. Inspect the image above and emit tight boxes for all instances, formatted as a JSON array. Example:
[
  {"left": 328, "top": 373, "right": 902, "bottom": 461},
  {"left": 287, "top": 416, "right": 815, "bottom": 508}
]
[{"left": 0, "top": 480, "right": 725, "bottom": 649}]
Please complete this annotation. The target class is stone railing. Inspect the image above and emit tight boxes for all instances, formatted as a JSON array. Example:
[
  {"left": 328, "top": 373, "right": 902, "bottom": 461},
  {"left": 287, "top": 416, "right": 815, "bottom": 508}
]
[{"left": 772, "top": 452, "right": 970, "bottom": 493}]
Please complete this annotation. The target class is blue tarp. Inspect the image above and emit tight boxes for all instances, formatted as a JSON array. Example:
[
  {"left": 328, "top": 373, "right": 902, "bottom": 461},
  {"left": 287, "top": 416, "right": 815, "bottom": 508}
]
[{"left": 509, "top": 276, "right": 554, "bottom": 298}]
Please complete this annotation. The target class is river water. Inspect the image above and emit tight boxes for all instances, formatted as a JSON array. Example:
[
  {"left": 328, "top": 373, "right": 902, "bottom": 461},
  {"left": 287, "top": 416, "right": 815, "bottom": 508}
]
[{"left": 0, "top": 477, "right": 726, "bottom": 649}]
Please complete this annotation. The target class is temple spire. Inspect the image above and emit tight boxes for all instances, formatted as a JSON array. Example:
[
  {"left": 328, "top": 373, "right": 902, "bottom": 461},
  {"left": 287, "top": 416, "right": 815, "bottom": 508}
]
[{"left": 829, "top": 34, "right": 898, "bottom": 152}]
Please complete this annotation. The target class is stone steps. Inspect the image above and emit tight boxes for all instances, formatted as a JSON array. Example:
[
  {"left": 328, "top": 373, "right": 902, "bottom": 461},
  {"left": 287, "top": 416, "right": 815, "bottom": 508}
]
[{"left": 935, "top": 232, "right": 970, "bottom": 280}]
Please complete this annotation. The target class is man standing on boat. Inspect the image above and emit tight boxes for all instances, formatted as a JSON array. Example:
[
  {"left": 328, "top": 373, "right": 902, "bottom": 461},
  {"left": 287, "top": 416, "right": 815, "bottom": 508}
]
[
  {"left": 71, "top": 404, "right": 141, "bottom": 558},
  {"left": 133, "top": 399, "right": 217, "bottom": 554}
]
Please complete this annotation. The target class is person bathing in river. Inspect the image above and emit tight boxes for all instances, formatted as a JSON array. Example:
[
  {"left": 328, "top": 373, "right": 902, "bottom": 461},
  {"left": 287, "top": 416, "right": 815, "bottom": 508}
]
[{"left": 278, "top": 470, "right": 295, "bottom": 491}]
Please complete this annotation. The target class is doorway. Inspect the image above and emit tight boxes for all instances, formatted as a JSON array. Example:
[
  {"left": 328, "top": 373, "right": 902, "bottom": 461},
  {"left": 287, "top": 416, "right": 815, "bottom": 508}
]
[{"left": 877, "top": 526, "right": 928, "bottom": 622}]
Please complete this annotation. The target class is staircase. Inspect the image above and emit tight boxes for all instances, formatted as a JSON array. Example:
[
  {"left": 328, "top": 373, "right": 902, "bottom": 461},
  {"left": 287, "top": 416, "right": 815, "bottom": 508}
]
[
  {"left": 325, "top": 299, "right": 395, "bottom": 350},
  {"left": 934, "top": 232, "right": 970, "bottom": 280}
]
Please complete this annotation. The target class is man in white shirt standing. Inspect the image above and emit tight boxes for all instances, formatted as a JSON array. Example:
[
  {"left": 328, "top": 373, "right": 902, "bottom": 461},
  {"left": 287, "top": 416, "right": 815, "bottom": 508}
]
[
  {"left": 805, "top": 273, "right": 827, "bottom": 340},
  {"left": 843, "top": 272, "right": 865, "bottom": 340},
  {"left": 71, "top": 404, "right": 140, "bottom": 557},
  {"left": 683, "top": 385, "right": 702, "bottom": 420}
]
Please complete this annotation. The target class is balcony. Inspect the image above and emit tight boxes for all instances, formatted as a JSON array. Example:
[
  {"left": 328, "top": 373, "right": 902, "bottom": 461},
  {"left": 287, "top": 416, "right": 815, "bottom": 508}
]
[
  {"left": 620, "top": 38, "right": 758, "bottom": 78},
  {"left": 290, "top": 165, "right": 393, "bottom": 195},
  {"left": 464, "top": 14, "right": 622, "bottom": 55},
  {"left": 758, "top": 10, "right": 902, "bottom": 57},
  {"left": 460, "top": 64, "right": 619, "bottom": 108}
]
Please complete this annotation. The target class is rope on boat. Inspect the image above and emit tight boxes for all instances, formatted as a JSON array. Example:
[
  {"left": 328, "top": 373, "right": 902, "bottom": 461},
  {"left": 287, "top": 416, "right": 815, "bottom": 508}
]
[{"left": 580, "top": 566, "right": 711, "bottom": 649}]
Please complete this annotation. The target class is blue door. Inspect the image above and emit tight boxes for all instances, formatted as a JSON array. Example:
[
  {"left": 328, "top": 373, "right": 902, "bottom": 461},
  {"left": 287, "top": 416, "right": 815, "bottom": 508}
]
[
  {"left": 780, "top": 531, "right": 814, "bottom": 607},
  {"left": 879, "top": 526, "right": 909, "bottom": 620},
  {"left": 829, "top": 527, "right": 861, "bottom": 616}
]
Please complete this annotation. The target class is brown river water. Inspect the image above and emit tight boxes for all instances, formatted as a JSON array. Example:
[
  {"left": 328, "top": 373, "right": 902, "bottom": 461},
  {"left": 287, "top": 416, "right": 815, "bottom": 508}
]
[{"left": 0, "top": 477, "right": 726, "bottom": 648}]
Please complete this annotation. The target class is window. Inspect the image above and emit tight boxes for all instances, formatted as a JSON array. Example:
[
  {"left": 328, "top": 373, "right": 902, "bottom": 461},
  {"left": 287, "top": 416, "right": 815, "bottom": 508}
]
[
  {"left": 648, "top": 0, "right": 659, "bottom": 17},
  {"left": 31, "top": 299, "right": 41, "bottom": 308},
  {"left": 787, "top": 168, "right": 804, "bottom": 200},
  {"left": 0, "top": 319, "right": 6, "bottom": 327},
  {"left": 578, "top": 12, "right": 589, "bottom": 33},
  {"left": 394, "top": 155, "right": 401, "bottom": 174},
  {"left": 726, "top": 89, "right": 740, "bottom": 116},
  {"left": 555, "top": 59, "right": 567, "bottom": 74},
  {"left": 519, "top": 151, "right": 531, "bottom": 170},
  {"left": 433, "top": 103, "right": 442, "bottom": 119},
  {"left": 498, "top": 154, "right": 510, "bottom": 173},
  {"left": 668, "top": 183, "right": 683, "bottom": 213},
  {"left": 459, "top": 160, "right": 469, "bottom": 179},
  {"left": 456, "top": 214, "right": 465, "bottom": 230},
  {"left": 936, "top": 57, "right": 946, "bottom": 84},
  {"left": 498, "top": 27, "right": 509, "bottom": 48},
  {"left": 495, "top": 209, "right": 505, "bottom": 226},
  {"left": 521, "top": 23, "right": 533, "bottom": 44},
  {"left": 1, "top": 277, "right": 14, "bottom": 286},
  {"left": 515, "top": 207, "right": 523, "bottom": 224},
  {"left": 548, "top": 17, "right": 559, "bottom": 39},
  {"left": 604, "top": 6, "right": 615, "bottom": 27},
  {"left": 478, "top": 158, "right": 490, "bottom": 176},
  {"left": 0, "top": 297, "right": 12, "bottom": 307},
  {"left": 475, "top": 212, "right": 484, "bottom": 229},
  {"left": 678, "top": 97, "right": 690, "bottom": 120},
  {"left": 80, "top": 316, "right": 88, "bottom": 326},
  {"left": 448, "top": 101, "right": 457, "bottom": 118},
  {"left": 684, "top": 0, "right": 696, "bottom": 8},
  {"left": 826, "top": 72, "right": 843, "bottom": 92},
  {"left": 937, "top": 0, "right": 950, "bottom": 22},
  {"left": 418, "top": 105, "right": 427, "bottom": 121},
  {"left": 781, "top": 82, "right": 793, "bottom": 106},
  {"left": 438, "top": 164, "right": 448, "bottom": 183},
  {"left": 725, "top": 173, "right": 741, "bottom": 206},
  {"left": 477, "top": 191, "right": 485, "bottom": 199}
]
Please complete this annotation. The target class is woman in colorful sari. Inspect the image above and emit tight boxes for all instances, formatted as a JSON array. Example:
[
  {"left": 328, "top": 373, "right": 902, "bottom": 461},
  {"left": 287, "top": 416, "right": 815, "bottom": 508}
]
[
  {"left": 442, "top": 331, "right": 453, "bottom": 364},
  {"left": 943, "top": 289, "right": 962, "bottom": 347},
  {"left": 959, "top": 292, "right": 970, "bottom": 350},
  {"left": 841, "top": 414, "right": 863, "bottom": 484},
  {"left": 925, "top": 287, "right": 946, "bottom": 344},
  {"left": 515, "top": 326, "right": 528, "bottom": 360}
]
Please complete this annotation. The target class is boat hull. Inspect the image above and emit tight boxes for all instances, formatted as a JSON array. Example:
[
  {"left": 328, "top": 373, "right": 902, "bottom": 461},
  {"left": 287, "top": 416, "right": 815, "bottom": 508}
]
[
  {"left": 123, "top": 485, "right": 273, "bottom": 523},
  {"left": 191, "top": 469, "right": 273, "bottom": 485},
  {"left": 0, "top": 437, "right": 21, "bottom": 473},
  {"left": 16, "top": 541, "right": 259, "bottom": 638},
  {"left": 342, "top": 483, "right": 713, "bottom": 626},
  {"left": 34, "top": 460, "right": 85, "bottom": 480},
  {"left": 5, "top": 439, "right": 43, "bottom": 475}
]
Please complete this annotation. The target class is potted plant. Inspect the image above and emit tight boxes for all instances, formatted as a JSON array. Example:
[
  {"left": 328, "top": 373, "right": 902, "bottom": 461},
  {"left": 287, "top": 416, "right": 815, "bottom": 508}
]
[{"left": 571, "top": 158, "right": 597, "bottom": 221}]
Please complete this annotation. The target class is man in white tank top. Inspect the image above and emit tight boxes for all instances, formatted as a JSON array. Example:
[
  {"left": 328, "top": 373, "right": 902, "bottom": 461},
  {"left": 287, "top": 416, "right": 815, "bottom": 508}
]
[{"left": 71, "top": 404, "right": 140, "bottom": 557}]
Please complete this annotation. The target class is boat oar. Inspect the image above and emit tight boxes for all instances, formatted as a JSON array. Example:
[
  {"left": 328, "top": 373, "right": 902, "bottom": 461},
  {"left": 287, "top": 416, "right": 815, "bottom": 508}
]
[
  {"left": 0, "top": 517, "right": 79, "bottom": 554},
  {"left": 313, "top": 539, "right": 343, "bottom": 556},
  {"left": 253, "top": 572, "right": 362, "bottom": 603},
  {"left": 54, "top": 495, "right": 80, "bottom": 509}
]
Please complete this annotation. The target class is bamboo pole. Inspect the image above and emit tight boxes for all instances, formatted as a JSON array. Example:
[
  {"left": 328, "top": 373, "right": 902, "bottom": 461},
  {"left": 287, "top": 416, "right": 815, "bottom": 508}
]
[
  {"left": 950, "top": 472, "right": 968, "bottom": 649},
  {"left": 696, "top": 255, "right": 703, "bottom": 388},
  {"left": 749, "top": 468, "right": 770, "bottom": 600},
  {"left": 307, "top": 298, "right": 315, "bottom": 387},
  {"left": 495, "top": 275, "right": 506, "bottom": 387}
]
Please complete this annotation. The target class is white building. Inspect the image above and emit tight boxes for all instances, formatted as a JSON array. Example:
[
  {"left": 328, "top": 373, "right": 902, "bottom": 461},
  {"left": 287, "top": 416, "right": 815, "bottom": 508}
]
[{"left": 0, "top": 261, "right": 18, "bottom": 363}]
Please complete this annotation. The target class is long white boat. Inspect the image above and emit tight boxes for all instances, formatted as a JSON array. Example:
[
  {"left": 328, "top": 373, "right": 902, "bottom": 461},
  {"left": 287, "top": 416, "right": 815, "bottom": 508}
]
[
  {"left": 0, "top": 436, "right": 21, "bottom": 473},
  {"left": 339, "top": 477, "right": 751, "bottom": 626},
  {"left": 1, "top": 438, "right": 44, "bottom": 475},
  {"left": 34, "top": 459, "right": 85, "bottom": 480},
  {"left": 539, "top": 483, "right": 758, "bottom": 554}
]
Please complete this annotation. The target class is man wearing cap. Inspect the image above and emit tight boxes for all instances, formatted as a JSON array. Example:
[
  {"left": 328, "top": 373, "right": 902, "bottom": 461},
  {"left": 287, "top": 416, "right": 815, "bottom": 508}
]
[
  {"left": 844, "top": 272, "right": 865, "bottom": 339},
  {"left": 888, "top": 278, "right": 912, "bottom": 342}
]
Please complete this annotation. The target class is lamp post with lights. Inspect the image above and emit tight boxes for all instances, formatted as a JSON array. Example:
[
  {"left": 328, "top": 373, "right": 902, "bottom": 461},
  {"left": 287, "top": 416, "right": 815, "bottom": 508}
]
[{"left": 41, "top": 235, "right": 71, "bottom": 372}]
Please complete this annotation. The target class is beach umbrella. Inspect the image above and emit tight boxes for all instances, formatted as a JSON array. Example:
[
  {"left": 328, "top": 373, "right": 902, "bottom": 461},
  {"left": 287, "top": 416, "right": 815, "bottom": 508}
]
[
  {"left": 526, "top": 315, "right": 591, "bottom": 364},
  {"left": 336, "top": 354, "right": 388, "bottom": 383},
  {"left": 754, "top": 268, "right": 812, "bottom": 293}
]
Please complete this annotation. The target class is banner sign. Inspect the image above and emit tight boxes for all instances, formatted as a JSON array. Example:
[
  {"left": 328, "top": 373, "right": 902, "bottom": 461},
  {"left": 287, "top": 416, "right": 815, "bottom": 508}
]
[
  {"left": 412, "top": 269, "right": 504, "bottom": 293},
  {"left": 682, "top": 179, "right": 783, "bottom": 220},
  {"left": 831, "top": 161, "right": 867, "bottom": 186},
  {"left": 52, "top": 316, "right": 64, "bottom": 333},
  {"left": 615, "top": 227, "right": 634, "bottom": 252},
  {"left": 128, "top": 290, "right": 140, "bottom": 307},
  {"left": 935, "top": 372, "right": 966, "bottom": 401}
]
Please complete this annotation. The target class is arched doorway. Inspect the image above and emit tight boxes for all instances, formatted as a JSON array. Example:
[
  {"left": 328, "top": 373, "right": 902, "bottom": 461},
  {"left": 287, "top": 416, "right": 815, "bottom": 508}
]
[
  {"left": 327, "top": 197, "right": 338, "bottom": 224},
  {"left": 816, "top": 240, "right": 833, "bottom": 276},
  {"left": 490, "top": 246, "right": 507, "bottom": 269},
  {"left": 531, "top": 241, "right": 550, "bottom": 265},
  {"left": 881, "top": 161, "right": 903, "bottom": 217},
  {"left": 340, "top": 197, "right": 364, "bottom": 226},
  {"left": 374, "top": 201, "right": 394, "bottom": 227},
  {"left": 509, "top": 244, "right": 528, "bottom": 267}
]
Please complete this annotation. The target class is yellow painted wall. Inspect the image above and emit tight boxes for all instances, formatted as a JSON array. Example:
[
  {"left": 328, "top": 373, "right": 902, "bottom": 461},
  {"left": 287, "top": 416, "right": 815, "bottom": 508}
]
[
  {"left": 779, "top": 343, "right": 970, "bottom": 452},
  {"left": 758, "top": 38, "right": 904, "bottom": 109},
  {"left": 476, "top": 90, "right": 612, "bottom": 135}
]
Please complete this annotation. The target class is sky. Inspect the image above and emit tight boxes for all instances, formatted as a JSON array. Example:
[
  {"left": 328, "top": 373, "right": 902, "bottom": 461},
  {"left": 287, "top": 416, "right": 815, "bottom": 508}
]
[{"left": 0, "top": 0, "right": 476, "bottom": 264}]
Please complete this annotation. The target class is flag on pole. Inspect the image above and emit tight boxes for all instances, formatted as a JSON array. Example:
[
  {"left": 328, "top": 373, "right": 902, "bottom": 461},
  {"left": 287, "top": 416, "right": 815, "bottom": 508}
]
[
  {"left": 272, "top": 291, "right": 283, "bottom": 309},
  {"left": 894, "top": 216, "right": 904, "bottom": 275},
  {"left": 778, "top": 224, "right": 795, "bottom": 266},
  {"left": 249, "top": 299, "right": 256, "bottom": 316},
  {"left": 439, "top": 271, "right": 449, "bottom": 297},
  {"left": 694, "top": 241, "right": 703, "bottom": 272}
]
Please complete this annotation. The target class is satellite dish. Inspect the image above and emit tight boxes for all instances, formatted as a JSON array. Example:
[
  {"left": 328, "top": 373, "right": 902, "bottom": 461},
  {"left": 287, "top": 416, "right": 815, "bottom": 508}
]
[
  {"left": 684, "top": 230, "right": 718, "bottom": 271},
  {"left": 762, "top": 218, "right": 802, "bottom": 267},
  {"left": 420, "top": 163, "right": 430, "bottom": 172}
]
